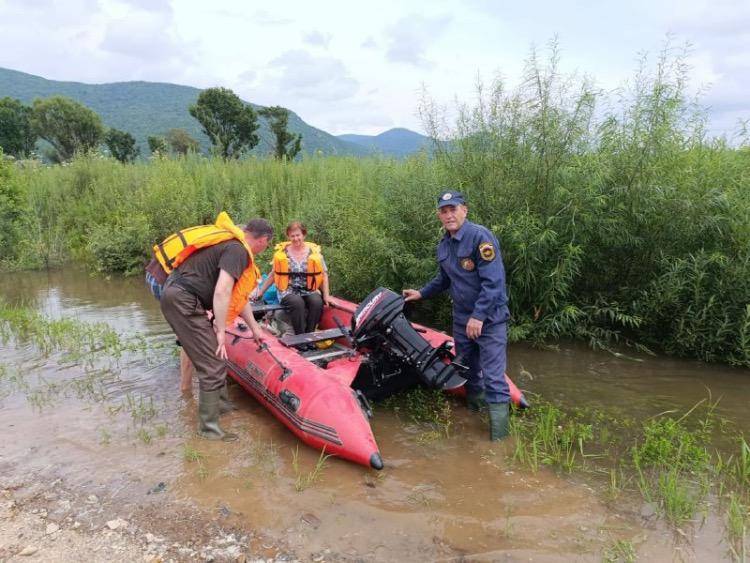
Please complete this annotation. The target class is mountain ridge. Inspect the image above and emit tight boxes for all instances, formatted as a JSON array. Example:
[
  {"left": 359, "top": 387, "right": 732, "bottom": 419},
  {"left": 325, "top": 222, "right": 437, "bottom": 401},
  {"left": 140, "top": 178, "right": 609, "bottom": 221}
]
[
  {"left": 337, "top": 127, "right": 431, "bottom": 157},
  {"left": 0, "top": 66, "right": 375, "bottom": 157}
]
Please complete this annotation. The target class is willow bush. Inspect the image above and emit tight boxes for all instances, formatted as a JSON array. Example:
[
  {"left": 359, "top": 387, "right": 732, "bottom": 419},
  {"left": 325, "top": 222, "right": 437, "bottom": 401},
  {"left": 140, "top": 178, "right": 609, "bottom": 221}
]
[{"left": 1, "top": 44, "right": 748, "bottom": 366}]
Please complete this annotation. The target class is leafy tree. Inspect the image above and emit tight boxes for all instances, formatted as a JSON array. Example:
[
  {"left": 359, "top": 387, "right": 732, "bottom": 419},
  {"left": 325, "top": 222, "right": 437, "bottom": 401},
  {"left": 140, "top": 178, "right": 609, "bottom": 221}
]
[
  {"left": 0, "top": 97, "right": 36, "bottom": 158},
  {"left": 148, "top": 135, "right": 168, "bottom": 156},
  {"left": 104, "top": 128, "right": 140, "bottom": 163},
  {"left": 189, "top": 87, "right": 259, "bottom": 159},
  {"left": 31, "top": 96, "right": 103, "bottom": 162},
  {"left": 166, "top": 128, "right": 200, "bottom": 155},
  {"left": 259, "top": 106, "right": 302, "bottom": 160}
]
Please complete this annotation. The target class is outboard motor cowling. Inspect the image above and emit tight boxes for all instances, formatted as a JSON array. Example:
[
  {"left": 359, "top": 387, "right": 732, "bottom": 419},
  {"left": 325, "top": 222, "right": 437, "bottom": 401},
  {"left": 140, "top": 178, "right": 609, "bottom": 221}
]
[{"left": 351, "top": 288, "right": 467, "bottom": 391}]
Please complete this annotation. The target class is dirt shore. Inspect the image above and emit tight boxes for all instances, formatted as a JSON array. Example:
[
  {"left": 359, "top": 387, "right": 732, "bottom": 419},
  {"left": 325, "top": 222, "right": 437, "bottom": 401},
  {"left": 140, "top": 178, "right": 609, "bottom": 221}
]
[{"left": 0, "top": 473, "right": 297, "bottom": 563}]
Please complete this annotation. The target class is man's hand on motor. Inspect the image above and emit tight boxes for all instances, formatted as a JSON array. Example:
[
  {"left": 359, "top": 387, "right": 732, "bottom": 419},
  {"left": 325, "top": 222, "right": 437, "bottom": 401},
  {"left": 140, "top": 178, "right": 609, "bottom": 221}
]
[
  {"left": 402, "top": 289, "right": 422, "bottom": 302},
  {"left": 466, "top": 317, "right": 483, "bottom": 340}
]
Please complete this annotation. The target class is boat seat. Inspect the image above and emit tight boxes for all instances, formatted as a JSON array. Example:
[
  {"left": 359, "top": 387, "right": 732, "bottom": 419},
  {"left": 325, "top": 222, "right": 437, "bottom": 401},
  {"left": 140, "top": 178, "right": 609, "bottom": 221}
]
[{"left": 279, "top": 327, "right": 347, "bottom": 348}]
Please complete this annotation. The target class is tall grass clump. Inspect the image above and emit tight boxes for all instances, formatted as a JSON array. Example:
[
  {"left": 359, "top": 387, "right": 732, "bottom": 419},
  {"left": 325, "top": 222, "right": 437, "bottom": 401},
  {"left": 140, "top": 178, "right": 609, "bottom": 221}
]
[
  {"left": 3, "top": 39, "right": 749, "bottom": 366},
  {"left": 629, "top": 400, "right": 715, "bottom": 525},
  {"left": 0, "top": 150, "right": 42, "bottom": 269},
  {"left": 509, "top": 400, "right": 594, "bottom": 473}
]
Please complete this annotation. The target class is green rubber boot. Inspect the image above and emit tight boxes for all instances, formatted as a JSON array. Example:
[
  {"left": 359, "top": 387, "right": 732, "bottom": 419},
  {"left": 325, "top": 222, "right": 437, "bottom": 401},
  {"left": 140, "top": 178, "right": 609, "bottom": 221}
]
[
  {"left": 488, "top": 402, "right": 510, "bottom": 441},
  {"left": 466, "top": 389, "right": 487, "bottom": 413},
  {"left": 198, "top": 389, "right": 238, "bottom": 442},
  {"left": 219, "top": 380, "right": 237, "bottom": 414}
]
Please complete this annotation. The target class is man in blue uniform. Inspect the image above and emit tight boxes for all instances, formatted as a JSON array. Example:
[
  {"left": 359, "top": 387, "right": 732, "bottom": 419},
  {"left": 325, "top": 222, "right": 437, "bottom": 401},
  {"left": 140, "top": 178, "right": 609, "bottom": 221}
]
[{"left": 403, "top": 190, "right": 511, "bottom": 440}]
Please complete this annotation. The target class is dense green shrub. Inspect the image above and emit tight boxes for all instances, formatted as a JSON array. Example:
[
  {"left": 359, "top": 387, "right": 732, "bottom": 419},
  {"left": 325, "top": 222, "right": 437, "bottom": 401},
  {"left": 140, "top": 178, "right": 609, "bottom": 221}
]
[
  {"left": 0, "top": 150, "right": 39, "bottom": 269},
  {"left": 87, "top": 213, "right": 151, "bottom": 275}
]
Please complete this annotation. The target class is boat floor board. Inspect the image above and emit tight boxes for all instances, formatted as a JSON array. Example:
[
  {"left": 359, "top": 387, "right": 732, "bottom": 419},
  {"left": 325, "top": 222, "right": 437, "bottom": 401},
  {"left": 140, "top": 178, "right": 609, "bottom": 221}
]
[{"left": 280, "top": 327, "right": 347, "bottom": 347}]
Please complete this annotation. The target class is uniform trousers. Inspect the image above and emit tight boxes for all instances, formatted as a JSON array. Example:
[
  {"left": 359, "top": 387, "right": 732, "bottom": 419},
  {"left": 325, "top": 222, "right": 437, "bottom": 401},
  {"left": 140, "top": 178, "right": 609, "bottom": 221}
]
[{"left": 452, "top": 319, "right": 510, "bottom": 404}]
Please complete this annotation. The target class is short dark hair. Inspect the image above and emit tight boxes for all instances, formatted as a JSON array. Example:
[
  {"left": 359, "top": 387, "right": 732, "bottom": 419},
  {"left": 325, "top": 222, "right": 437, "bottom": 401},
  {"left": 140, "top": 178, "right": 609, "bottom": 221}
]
[
  {"left": 286, "top": 221, "right": 307, "bottom": 236},
  {"left": 244, "top": 218, "right": 274, "bottom": 240}
]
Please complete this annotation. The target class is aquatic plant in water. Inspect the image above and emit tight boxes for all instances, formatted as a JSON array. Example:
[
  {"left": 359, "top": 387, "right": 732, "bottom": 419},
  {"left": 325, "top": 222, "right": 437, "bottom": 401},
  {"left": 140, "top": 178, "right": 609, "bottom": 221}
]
[
  {"left": 380, "top": 387, "right": 453, "bottom": 441},
  {"left": 291, "top": 445, "right": 330, "bottom": 492}
]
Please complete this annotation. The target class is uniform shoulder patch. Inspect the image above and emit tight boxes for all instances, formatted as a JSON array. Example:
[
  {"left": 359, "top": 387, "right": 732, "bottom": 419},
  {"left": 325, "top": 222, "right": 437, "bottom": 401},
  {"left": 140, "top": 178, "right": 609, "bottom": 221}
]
[{"left": 478, "top": 242, "right": 496, "bottom": 261}]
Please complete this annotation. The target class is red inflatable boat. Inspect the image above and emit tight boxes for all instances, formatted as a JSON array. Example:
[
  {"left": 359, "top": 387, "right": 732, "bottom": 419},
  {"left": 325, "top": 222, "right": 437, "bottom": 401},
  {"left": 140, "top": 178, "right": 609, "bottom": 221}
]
[{"left": 225, "top": 288, "right": 528, "bottom": 469}]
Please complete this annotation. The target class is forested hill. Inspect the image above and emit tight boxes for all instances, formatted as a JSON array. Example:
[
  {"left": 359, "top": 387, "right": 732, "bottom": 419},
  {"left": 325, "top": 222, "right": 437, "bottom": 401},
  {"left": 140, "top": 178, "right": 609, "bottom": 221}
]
[
  {"left": 338, "top": 127, "right": 431, "bottom": 157},
  {"left": 0, "top": 66, "right": 371, "bottom": 157}
]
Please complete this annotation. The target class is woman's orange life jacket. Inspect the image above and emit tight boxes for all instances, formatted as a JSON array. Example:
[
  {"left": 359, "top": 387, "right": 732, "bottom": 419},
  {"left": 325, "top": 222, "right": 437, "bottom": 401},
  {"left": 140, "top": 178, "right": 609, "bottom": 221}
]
[
  {"left": 153, "top": 212, "right": 259, "bottom": 324},
  {"left": 272, "top": 241, "right": 324, "bottom": 292}
]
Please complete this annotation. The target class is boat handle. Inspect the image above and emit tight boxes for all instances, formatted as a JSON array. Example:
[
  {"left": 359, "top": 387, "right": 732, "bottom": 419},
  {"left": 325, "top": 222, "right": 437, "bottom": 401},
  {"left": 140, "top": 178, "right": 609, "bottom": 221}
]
[{"left": 256, "top": 342, "right": 293, "bottom": 381}]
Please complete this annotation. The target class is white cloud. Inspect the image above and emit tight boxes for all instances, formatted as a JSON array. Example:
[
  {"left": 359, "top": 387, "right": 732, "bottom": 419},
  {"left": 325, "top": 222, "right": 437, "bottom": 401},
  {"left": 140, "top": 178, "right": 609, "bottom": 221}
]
[
  {"left": 115, "top": 0, "right": 172, "bottom": 13},
  {"left": 252, "top": 9, "right": 293, "bottom": 26},
  {"left": 385, "top": 14, "right": 452, "bottom": 68},
  {"left": 304, "top": 30, "right": 333, "bottom": 48},
  {"left": 100, "top": 13, "right": 184, "bottom": 60},
  {"left": 237, "top": 69, "right": 257, "bottom": 86},
  {"left": 666, "top": 1, "right": 750, "bottom": 137},
  {"left": 268, "top": 50, "right": 359, "bottom": 102}
]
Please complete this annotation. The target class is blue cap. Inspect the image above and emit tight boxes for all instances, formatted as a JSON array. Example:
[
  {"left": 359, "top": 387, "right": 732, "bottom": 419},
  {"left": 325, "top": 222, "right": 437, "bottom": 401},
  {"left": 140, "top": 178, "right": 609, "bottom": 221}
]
[{"left": 437, "top": 190, "right": 466, "bottom": 208}]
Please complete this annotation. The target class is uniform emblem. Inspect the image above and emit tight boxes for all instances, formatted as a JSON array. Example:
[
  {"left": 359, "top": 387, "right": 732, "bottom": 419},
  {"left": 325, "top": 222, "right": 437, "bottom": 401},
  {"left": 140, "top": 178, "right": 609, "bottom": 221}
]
[
  {"left": 441, "top": 193, "right": 453, "bottom": 201},
  {"left": 460, "top": 258, "right": 475, "bottom": 271},
  {"left": 478, "top": 242, "right": 496, "bottom": 261}
]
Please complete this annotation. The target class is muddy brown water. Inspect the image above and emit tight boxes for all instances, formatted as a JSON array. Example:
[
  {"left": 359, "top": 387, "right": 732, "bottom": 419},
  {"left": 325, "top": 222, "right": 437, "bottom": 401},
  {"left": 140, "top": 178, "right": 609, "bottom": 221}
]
[{"left": 1, "top": 268, "right": 748, "bottom": 561}]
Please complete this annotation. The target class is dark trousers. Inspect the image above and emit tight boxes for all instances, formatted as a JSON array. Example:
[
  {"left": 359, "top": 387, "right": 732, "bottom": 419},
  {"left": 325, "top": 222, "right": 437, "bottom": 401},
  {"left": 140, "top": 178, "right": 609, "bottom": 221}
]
[
  {"left": 281, "top": 292, "right": 323, "bottom": 334},
  {"left": 160, "top": 281, "right": 225, "bottom": 392},
  {"left": 452, "top": 320, "right": 510, "bottom": 404}
]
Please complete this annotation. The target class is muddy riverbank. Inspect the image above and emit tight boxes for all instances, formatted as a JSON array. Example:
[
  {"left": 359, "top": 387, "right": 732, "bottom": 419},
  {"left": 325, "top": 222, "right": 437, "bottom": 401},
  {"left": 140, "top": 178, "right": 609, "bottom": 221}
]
[{"left": 1, "top": 268, "right": 748, "bottom": 561}]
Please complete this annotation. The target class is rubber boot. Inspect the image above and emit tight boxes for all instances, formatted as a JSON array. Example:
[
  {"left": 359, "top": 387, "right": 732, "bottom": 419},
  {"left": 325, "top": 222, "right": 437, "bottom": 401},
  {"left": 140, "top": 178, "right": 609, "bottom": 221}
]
[
  {"left": 219, "top": 380, "right": 237, "bottom": 414},
  {"left": 488, "top": 402, "right": 510, "bottom": 441},
  {"left": 466, "top": 389, "right": 487, "bottom": 413},
  {"left": 198, "top": 389, "right": 238, "bottom": 442}
]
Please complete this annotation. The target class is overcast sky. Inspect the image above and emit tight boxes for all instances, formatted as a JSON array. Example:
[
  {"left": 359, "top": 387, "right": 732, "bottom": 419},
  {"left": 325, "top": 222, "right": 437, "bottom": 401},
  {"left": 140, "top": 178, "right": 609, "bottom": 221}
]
[{"left": 0, "top": 0, "right": 747, "bottom": 137}]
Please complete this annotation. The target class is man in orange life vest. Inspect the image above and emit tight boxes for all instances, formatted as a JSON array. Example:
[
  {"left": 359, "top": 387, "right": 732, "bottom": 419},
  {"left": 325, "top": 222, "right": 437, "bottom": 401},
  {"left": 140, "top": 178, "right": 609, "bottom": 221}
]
[{"left": 159, "top": 216, "right": 273, "bottom": 441}]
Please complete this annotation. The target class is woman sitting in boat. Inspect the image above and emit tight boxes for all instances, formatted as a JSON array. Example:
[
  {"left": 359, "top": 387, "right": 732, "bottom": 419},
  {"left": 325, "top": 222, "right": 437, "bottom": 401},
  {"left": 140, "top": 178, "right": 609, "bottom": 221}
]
[{"left": 255, "top": 221, "right": 331, "bottom": 335}]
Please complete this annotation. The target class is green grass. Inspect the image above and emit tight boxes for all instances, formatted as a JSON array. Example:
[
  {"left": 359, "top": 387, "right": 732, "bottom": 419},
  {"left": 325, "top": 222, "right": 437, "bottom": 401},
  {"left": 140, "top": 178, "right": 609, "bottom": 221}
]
[
  {"left": 509, "top": 399, "right": 594, "bottom": 473},
  {"left": 183, "top": 444, "right": 209, "bottom": 481},
  {"left": 509, "top": 394, "right": 750, "bottom": 551},
  {"left": 603, "top": 539, "right": 637, "bottom": 563},
  {"left": 726, "top": 492, "right": 748, "bottom": 561},
  {"left": 136, "top": 427, "right": 152, "bottom": 445},
  {"left": 0, "top": 300, "right": 161, "bottom": 366},
  {"left": 182, "top": 444, "right": 206, "bottom": 463},
  {"left": 380, "top": 387, "right": 453, "bottom": 441},
  {"left": 291, "top": 446, "right": 331, "bottom": 492}
]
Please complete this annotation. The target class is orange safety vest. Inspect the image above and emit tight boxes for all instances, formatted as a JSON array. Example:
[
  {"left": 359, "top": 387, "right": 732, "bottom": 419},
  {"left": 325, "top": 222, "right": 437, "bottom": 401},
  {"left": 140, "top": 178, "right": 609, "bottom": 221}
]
[
  {"left": 272, "top": 241, "right": 324, "bottom": 292},
  {"left": 152, "top": 212, "right": 259, "bottom": 324}
]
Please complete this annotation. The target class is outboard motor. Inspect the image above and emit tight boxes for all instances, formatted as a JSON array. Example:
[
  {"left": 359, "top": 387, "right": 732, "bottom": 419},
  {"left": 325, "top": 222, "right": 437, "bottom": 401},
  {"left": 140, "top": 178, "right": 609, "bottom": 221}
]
[{"left": 350, "top": 288, "right": 467, "bottom": 394}]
